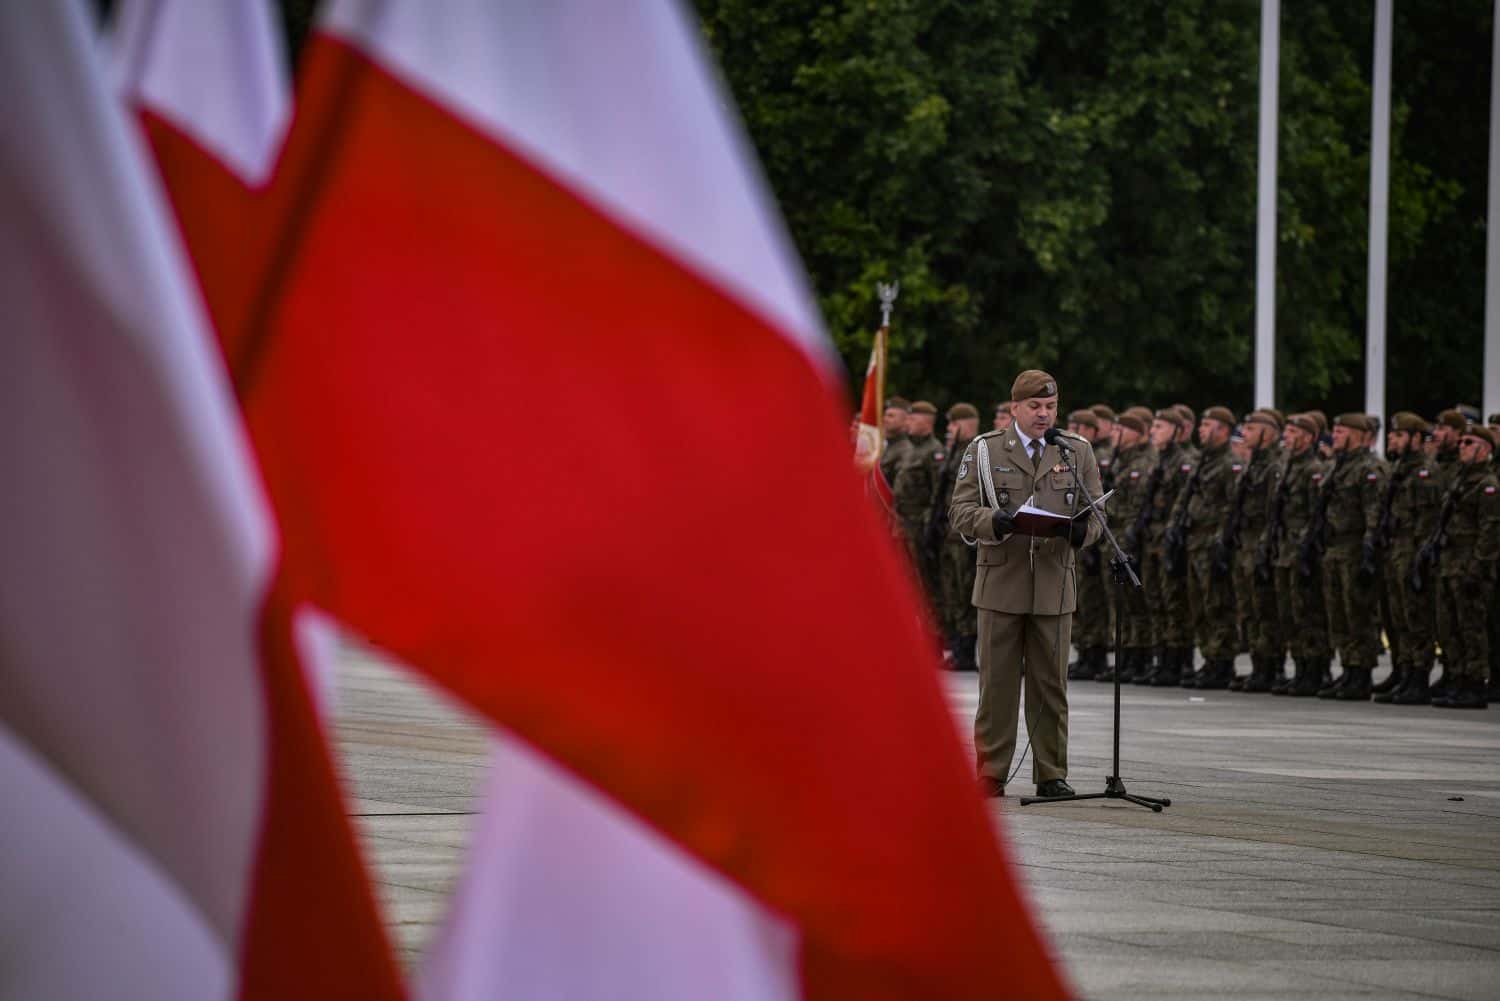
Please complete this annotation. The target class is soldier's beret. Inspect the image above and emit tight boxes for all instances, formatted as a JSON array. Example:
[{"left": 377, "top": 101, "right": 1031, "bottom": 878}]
[
  {"left": 1067, "top": 409, "right": 1100, "bottom": 429},
  {"left": 1437, "top": 408, "right": 1467, "bottom": 431},
  {"left": 1173, "top": 404, "right": 1196, "bottom": 426},
  {"left": 1307, "top": 410, "right": 1329, "bottom": 433},
  {"left": 1488, "top": 413, "right": 1500, "bottom": 426},
  {"left": 910, "top": 400, "right": 938, "bottom": 416},
  {"left": 1117, "top": 414, "right": 1149, "bottom": 435},
  {"left": 1152, "top": 408, "right": 1183, "bottom": 428},
  {"left": 1124, "top": 405, "right": 1155, "bottom": 424},
  {"left": 1390, "top": 411, "right": 1431, "bottom": 433},
  {"left": 1089, "top": 404, "right": 1117, "bottom": 421},
  {"left": 946, "top": 402, "right": 979, "bottom": 420},
  {"left": 1365, "top": 414, "right": 1382, "bottom": 433},
  {"left": 1456, "top": 404, "right": 1481, "bottom": 423},
  {"left": 1286, "top": 413, "right": 1319, "bottom": 435},
  {"left": 1202, "top": 406, "right": 1237, "bottom": 427},
  {"left": 1334, "top": 412, "right": 1367, "bottom": 430},
  {"left": 885, "top": 396, "right": 911, "bottom": 411},
  {"left": 994, "top": 401, "right": 1013, "bottom": 414},
  {"left": 1262, "top": 407, "right": 1286, "bottom": 423},
  {"left": 1463, "top": 426, "right": 1497, "bottom": 450},
  {"left": 1011, "top": 369, "right": 1059, "bottom": 401},
  {"left": 1245, "top": 410, "right": 1281, "bottom": 430}
]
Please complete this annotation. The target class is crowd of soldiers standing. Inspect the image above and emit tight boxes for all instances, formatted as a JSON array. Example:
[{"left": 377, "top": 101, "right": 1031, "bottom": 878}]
[{"left": 880, "top": 397, "right": 1500, "bottom": 709}]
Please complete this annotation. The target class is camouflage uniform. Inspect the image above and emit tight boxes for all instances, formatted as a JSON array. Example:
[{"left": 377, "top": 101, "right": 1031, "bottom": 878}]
[
  {"left": 1271, "top": 448, "right": 1333, "bottom": 694},
  {"left": 1376, "top": 448, "right": 1439, "bottom": 701},
  {"left": 1107, "top": 440, "right": 1158, "bottom": 676},
  {"left": 1142, "top": 441, "right": 1194, "bottom": 683},
  {"left": 879, "top": 431, "right": 910, "bottom": 498},
  {"left": 1170, "top": 440, "right": 1238, "bottom": 686},
  {"left": 1070, "top": 438, "right": 1112, "bottom": 673},
  {"left": 893, "top": 431, "right": 944, "bottom": 596},
  {"left": 933, "top": 435, "right": 978, "bottom": 669},
  {"left": 1231, "top": 443, "right": 1282, "bottom": 689},
  {"left": 1434, "top": 460, "right": 1500, "bottom": 706},
  {"left": 1318, "top": 448, "right": 1387, "bottom": 698}
]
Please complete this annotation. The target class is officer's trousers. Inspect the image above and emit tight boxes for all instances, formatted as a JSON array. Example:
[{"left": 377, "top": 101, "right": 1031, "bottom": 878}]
[{"left": 975, "top": 608, "right": 1070, "bottom": 785}]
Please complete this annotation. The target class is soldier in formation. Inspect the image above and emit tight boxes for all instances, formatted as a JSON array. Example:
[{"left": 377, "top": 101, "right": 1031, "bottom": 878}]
[{"left": 884, "top": 391, "right": 1500, "bottom": 710}]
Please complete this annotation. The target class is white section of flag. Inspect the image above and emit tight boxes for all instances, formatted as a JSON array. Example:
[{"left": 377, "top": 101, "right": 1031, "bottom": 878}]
[
  {"left": 320, "top": 0, "right": 827, "bottom": 365},
  {"left": 109, "top": 0, "right": 290, "bottom": 185},
  {"left": 0, "top": 0, "right": 273, "bottom": 986},
  {"left": 421, "top": 736, "right": 800, "bottom": 1001}
]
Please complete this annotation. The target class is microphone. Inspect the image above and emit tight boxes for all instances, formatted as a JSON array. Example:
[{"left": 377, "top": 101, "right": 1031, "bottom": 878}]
[{"left": 1044, "top": 426, "right": 1073, "bottom": 451}]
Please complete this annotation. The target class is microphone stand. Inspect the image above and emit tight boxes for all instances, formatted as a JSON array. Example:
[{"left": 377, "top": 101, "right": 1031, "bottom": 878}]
[{"left": 1019, "top": 432, "right": 1171, "bottom": 813}]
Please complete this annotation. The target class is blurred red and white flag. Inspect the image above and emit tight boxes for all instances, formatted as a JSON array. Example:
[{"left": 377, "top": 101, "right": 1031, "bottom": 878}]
[
  {"left": 854, "top": 325, "right": 895, "bottom": 509},
  {"left": 110, "top": 0, "right": 341, "bottom": 714},
  {"left": 232, "top": 2, "right": 1070, "bottom": 999},
  {"left": 0, "top": 3, "right": 400, "bottom": 999}
]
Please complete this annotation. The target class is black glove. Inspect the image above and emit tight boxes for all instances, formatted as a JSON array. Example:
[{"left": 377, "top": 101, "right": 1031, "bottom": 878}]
[
  {"left": 1081, "top": 546, "right": 1101, "bottom": 575},
  {"left": 991, "top": 508, "right": 1014, "bottom": 538},
  {"left": 1211, "top": 539, "right": 1232, "bottom": 578},
  {"left": 1357, "top": 538, "right": 1378, "bottom": 580},
  {"left": 1065, "top": 519, "right": 1089, "bottom": 548}
]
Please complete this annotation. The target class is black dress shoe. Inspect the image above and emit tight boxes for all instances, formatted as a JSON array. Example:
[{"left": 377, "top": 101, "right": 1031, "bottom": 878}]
[
  {"left": 1034, "top": 779, "right": 1075, "bottom": 798},
  {"left": 978, "top": 776, "right": 1006, "bottom": 797}
]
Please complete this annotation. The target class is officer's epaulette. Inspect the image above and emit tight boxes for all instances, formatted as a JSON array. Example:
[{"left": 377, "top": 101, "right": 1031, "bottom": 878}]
[{"left": 973, "top": 429, "right": 1006, "bottom": 442}]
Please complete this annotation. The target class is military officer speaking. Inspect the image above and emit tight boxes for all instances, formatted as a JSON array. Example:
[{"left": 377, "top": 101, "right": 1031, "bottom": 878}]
[{"left": 949, "top": 370, "right": 1103, "bottom": 799}]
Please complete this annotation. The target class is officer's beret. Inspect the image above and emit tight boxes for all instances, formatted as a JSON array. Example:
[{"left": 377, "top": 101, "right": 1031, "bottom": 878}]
[
  {"left": 1011, "top": 369, "right": 1059, "bottom": 401},
  {"left": 1334, "top": 412, "right": 1367, "bottom": 430},
  {"left": 1437, "top": 408, "right": 1467, "bottom": 431},
  {"left": 1243, "top": 410, "right": 1281, "bottom": 430},
  {"left": 1202, "top": 406, "right": 1237, "bottom": 427},
  {"left": 1152, "top": 408, "right": 1183, "bottom": 428},
  {"left": 1464, "top": 426, "right": 1498, "bottom": 450},
  {"left": 1066, "top": 409, "right": 1099, "bottom": 429},
  {"left": 946, "top": 402, "right": 979, "bottom": 420},
  {"left": 1390, "top": 411, "right": 1431, "bottom": 433},
  {"left": 1117, "top": 414, "right": 1149, "bottom": 435},
  {"left": 910, "top": 400, "right": 938, "bottom": 416},
  {"left": 1173, "top": 404, "right": 1196, "bottom": 426},
  {"left": 1307, "top": 410, "right": 1329, "bottom": 433},
  {"left": 1286, "top": 413, "right": 1319, "bottom": 435},
  {"left": 885, "top": 396, "right": 911, "bottom": 411},
  {"left": 1089, "top": 404, "right": 1117, "bottom": 421}
]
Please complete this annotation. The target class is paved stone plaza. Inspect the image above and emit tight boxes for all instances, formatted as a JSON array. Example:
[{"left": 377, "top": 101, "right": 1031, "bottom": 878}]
[{"left": 334, "top": 644, "right": 1500, "bottom": 999}]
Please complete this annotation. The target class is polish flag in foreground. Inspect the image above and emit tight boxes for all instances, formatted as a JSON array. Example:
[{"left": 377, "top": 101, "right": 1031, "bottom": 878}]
[
  {"left": 854, "top": 324, "right": 895, "bottom": 510},
  {"left": 232, "top": 2, "right": 1069, "bottom": 998},
  {"left": 0, "top": 3, "right": 400, "bottom": 999}
]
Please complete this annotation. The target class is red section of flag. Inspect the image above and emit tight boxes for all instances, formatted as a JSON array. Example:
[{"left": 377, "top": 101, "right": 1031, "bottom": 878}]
[{"left": 235, "top": 36, "right": 1067, "bottom": 1000}]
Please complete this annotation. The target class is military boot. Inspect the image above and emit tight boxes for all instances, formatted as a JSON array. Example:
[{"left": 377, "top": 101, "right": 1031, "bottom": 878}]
[
  {"left": 1270, "top": 658, "right": 1295, "bottom": 695},
  {"left": 1372, "top": 666, "right": 1408, "bottom": 703},
  {"left": 1229, "top": 657, "right": 1251, "bottom": 692},
  {"left": 1316, "top": 664, "right": 1347, "bottom": 699},
  {"left": 1391, "top": 667, "right": 1431, "bottom": 705},
  {"left": 1430, "top": 670, "right": 1455, "bottom": 707},
  {"left": 1112, "top": 647, "right": 1136, "bottom": 684},
  {"left": 1438, "top": 677, "right": 1488, "bottom": 709},
  {"left": 1245, "top": 656, "right": 1279, "bottom": 693},
  {"left": 1067, "top": 646, "right": 1091, "bottom": 680},
  {"left": 1335, "top": 666, "right": 1372, "bottom": 701},
  {"left": 1204, "top": 658, "right": 1236, "bottom": 690},
  {"left": 1119, "top": 647, "right": 1143, "bottom": 684},
  {"left": 1370, "top": 665, "right": 1403, "bottom": 696},
  {"left": 1290, "top": 659, "right": 1322, "bottom": 697},
  {"left": 1178, "top": 649, "right": 1201, "bottom": 687}
]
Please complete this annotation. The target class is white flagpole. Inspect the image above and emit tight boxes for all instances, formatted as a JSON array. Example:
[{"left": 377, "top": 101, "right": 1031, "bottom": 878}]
[
  {"left": 1254, "top": 0, "right": 1280, "bottom": 412},
  {"left": 1485, "top": 0, "right": 1500, "bottom": 421},
  {"left": 1366, "top": 0, "right": 1392, "bottom": 455}
]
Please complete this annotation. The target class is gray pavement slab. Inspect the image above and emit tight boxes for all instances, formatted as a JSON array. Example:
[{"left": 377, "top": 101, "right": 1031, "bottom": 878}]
[{"left": 334, "top": 642, "right": 1500, "bottom": 997}]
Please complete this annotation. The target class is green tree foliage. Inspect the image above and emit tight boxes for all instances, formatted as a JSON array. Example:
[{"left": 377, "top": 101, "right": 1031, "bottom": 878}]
[{"left": 695, "top": 0, "right": 1490, "bottom": 417}]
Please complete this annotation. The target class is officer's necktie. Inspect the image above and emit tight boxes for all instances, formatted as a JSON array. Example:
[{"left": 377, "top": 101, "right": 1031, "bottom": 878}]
[{"left": 1029, "top": 439, "right": 1042, "bottom": 469}]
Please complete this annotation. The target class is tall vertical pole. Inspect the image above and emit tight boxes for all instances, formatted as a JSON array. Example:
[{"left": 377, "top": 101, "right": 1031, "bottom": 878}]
[
  {"left": 1254, "top": 0, "right": 1280, "bottom": 412},
  {"left": 1366, "top": 0, "right": 1392, "bottom": 454},
  {"left": 1485, "top": 0, "right": 1500, "bottom": 421}
]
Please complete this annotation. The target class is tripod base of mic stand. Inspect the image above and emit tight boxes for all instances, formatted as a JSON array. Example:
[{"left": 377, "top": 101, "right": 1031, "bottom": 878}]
[{"left": 1020, "top": 775, "right": 1171, "bottom": 812}]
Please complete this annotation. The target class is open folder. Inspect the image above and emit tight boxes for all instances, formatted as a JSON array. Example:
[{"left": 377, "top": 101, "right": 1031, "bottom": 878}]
[{"left": 1009, "top": 490, "right": 1114, "bottom": 538}]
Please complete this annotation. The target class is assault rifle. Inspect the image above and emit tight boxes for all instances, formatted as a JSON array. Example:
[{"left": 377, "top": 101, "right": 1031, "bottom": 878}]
[
  {"left": 1296, "top": 453, "right": 1347, "bottom": 579},
  {"left": 1163, "top": 461, "right": 1203, "bottom": 578},
  {"left": 1213, "top": 458, "right": 1255, "bottom": 577},
  {"left": 1122, "top": 451, "right": 1168, "bottom": 557},
  {"left": 1373, "top": 462, "right": 1407, "bottom": 552},
  {"left": 1255, "top": 457, "right": 1292, "bottom": 583},
  {"left": 1410, "top": 476, "right": 1462, "bottom": 595}
]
